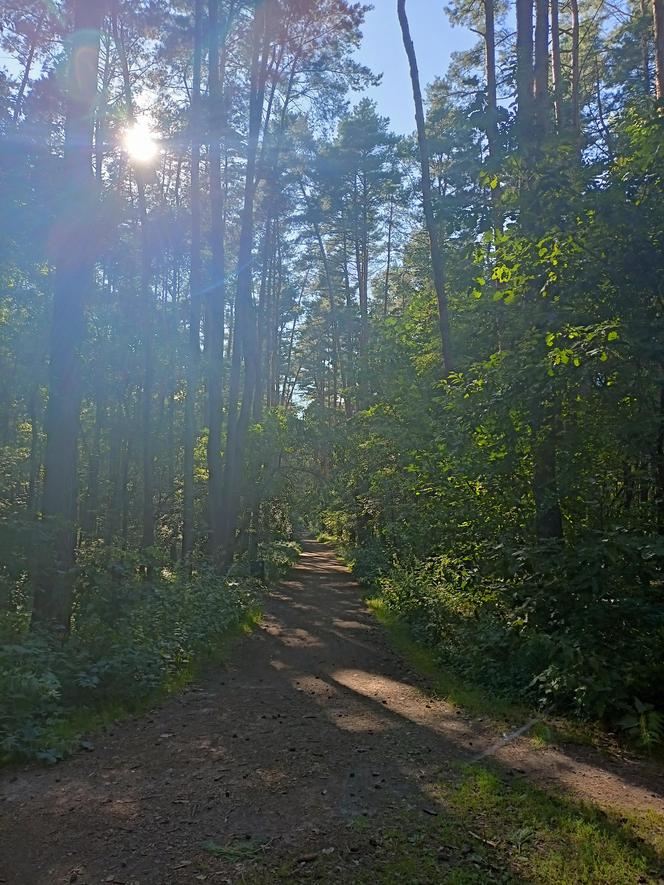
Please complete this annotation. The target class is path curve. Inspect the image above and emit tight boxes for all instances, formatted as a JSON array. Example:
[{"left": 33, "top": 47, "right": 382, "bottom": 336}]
[{"left": 1, "top": 541, "right": 663, "bottom": 884}]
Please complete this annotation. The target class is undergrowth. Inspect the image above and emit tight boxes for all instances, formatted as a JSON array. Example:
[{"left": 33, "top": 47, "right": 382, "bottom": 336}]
[
  {"left": 0, "top": 538, "right": 299, "bottom": 764},
  {"left": 337, "top": 530, "right": 664, "bottom": 745}
]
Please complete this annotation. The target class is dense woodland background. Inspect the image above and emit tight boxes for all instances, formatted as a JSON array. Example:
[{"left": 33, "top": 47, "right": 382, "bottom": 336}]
[{"left": 0, "top": 0, "right": 663, "bottom": 760}]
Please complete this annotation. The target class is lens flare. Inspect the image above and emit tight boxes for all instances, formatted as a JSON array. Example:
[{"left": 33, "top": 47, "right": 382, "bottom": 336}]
[{"left": 123, "top": 122, "right": 158, "bottom": 164}]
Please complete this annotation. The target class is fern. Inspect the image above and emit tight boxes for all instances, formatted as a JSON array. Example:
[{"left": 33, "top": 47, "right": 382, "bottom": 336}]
[{"left": 618, "top": 698, "right": 664, "bottom": 748}]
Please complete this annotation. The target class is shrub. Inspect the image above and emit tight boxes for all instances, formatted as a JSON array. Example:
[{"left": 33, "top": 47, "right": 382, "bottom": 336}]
[
  {"left": 0, "top": 548, "right": 259, "bottom": 762},
  {"left": 374, "top": 530, "right": 664, "bottom": 726}
]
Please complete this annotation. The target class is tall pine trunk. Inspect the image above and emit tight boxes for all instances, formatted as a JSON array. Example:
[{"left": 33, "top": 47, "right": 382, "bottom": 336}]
[
  {"left": 112, "top": 2, "right": 154, "bottom": 550},
  {"left": 516, "top": 0, "right": 534, "bottom": 152},
  {"left": 397, "top": 0, "right": 454, "bottom": 374},
  {"left": 219, "top": 4, "right": 267, "bottom": 560},
  {"left": 653, "top": 0, "right": 664, "bottom": 99},
  {"left": 533, "top": 0, "right": 550, "bottom": 138},
  {"left": 550, "top": 0, "right": 563, "bottom": 130},
  {"left": 31, "top": 0, "right": 105, "bottom": 632},
  {"left": 206, "top": 0, "right": 229, "bottom": 559},
  {"left": 183, "top": 0, "right": 204, "bottom": 563},
  {"left": 570, "top": 0, "right": 581, "bottom": 139}
]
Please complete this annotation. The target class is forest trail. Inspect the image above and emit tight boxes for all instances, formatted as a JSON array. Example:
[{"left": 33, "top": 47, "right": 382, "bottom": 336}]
[{"left": 1, "top": 541, "right": 663, "bottom": 884}]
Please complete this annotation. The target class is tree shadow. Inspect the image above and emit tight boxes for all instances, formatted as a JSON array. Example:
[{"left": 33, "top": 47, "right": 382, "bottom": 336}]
[{"left": 0, "top": 540, "right": 662, "bottom": 884}]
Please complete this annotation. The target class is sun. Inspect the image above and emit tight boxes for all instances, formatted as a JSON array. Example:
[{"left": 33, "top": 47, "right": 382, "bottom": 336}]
[{"left": 123, "top": 121, "right": 158, "bottom": 164}]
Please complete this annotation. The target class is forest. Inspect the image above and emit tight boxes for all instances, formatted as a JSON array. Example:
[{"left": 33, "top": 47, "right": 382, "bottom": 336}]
[{"left": 1, "top": 0, "right": 664, "bottom": 881}]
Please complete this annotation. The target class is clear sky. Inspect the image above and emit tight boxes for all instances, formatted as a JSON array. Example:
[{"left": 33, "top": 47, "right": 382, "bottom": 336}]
[{"left": 353, "top": 1, "right": 475, "bottom": 134}]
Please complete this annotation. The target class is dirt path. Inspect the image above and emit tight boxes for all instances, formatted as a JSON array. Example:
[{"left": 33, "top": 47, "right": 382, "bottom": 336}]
[{"left": 1, "top": 541, "right": 663, "bottom": 884}]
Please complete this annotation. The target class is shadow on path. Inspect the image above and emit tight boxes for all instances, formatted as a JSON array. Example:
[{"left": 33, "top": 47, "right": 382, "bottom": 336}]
[{"left": 1, "top": 541, "right": 662, "bottom": 883}]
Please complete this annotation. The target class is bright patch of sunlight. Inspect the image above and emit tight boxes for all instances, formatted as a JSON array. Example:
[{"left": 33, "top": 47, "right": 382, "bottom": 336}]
[{"left": 123, "top": 121, "right": 158, "bottom": 164}]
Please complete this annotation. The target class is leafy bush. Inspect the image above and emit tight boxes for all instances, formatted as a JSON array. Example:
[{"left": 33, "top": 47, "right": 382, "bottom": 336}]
[
  {"left": 373, "top": 530, "right": 664, "bottom": 728},
  {"left": 344, "top": 538, "right": 393, "bottom": 585},
  {"left": 0, "top": 547, "right": 259, "bottom": 762},
  {"left": 259, "top": 538, "right": 301, "bottom": 580}
]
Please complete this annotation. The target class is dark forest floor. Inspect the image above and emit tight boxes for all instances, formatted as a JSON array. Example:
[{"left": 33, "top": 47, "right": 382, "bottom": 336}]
[{"left": 1, "top": 541, "right": 663, "bottom": 884}]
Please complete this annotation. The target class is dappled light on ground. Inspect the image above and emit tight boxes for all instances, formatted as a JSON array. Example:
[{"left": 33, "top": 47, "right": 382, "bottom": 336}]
[{"left": 1, "top": 542, "right": 662, "bottom": 883}]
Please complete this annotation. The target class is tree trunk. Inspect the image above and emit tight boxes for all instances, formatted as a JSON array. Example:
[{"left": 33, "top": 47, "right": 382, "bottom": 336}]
[
  {"left": 550, "top": 0, "right": 563, "bottom": 130},
  {"left": 12, "top": 12, "right": 45, "bottom": 123},
  {"left": 383, "top": 195, "right": 395, "bottom": 316},
  {"left": 182, "top": 0, "right": 204, "bottom": 564},
  {"left": 219, "top": 4, "right": 267, "bottom": 560},
  {"left": 653, "top": 0, "right": 664, "bottom": 99},
  {"left": 26, "top": 386, "right": 41, "bottom": 512},
  {"left": 397, "top": 0, "right": 454, "bottom": 374},
  {"left": 483, "top": 0, "right": 502, "bottom": 228},
  {"left": 484, "top": 0, "right": 500, "bottom": 163},
  {"left": 206, "top": 0, "right": 229, "bottom": 559},
  {"left": 516, "top": 0, "right": 534, "bottom": 151},
  {"left": 534, "top": 0, "right": 549, "bottom": 138},
  {"left": 533, "top": 413, "right": 564, "bottom": 541},
  {"left": 641, "top": 0, "right": 652, "bottom": 94},
  {"left": 112, "top": 3, "right": 155, "bottom": 550},
  {"left": 82, "top": 388, "right": 105, "bottom": 536},
  {"left": 31, "top": 0, "right": 105, "bottom": 633},
  {"left": 655, "top": 384, "right": 664, "bottom": 533},
  {"left": 570, "top": 0, "right": 581, "bottom": 139}
]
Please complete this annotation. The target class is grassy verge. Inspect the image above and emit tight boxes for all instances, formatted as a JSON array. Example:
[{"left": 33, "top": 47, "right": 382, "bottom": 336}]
[
  {"left": 366, "top": 596, "right": 600, "bottom": 749},
  {"left": 2, "top": 539, "right": 303, "bottom": 765},
  {"left": 1, "top": 603, "right": 262, "bottom": 767},
  {"left": 241, "top": 763, "right": 664, "bottom": 883},
  {"left": 35, "top": 606, "right": 263, "bottom": 762}
]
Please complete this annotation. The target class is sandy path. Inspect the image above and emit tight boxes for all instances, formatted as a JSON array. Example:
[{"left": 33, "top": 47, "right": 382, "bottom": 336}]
[{"left": 1, "top": 541, "right": 663, "bottom": 884}]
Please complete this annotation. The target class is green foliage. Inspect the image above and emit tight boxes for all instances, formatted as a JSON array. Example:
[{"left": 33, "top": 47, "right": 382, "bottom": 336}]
[
  {"left": 258, "top": 538, "right": 301, "bottom": 581},
  {"left": 618, "top": 699, "right": 664, "bottom": 749},
  {"left": 343, "top": 539, "right": 393, "bottom": 585},
  {"left": 304, "top": 104, "right": 664, "bottom": 742},
  {"left": 0, "top": 547, "right": 259, "bottom": 762},
  {"left": 368, "top": 530, "right": 664, "bottom": 725}
]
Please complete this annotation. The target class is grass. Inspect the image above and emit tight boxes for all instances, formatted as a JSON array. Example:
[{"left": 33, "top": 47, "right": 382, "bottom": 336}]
[
  {"left": 241, "top": 765, "right": 663, "bottom": 883},
  {"left": 366, "top": 595, "right": 603, "bottom": 749},
  {"left": 439, "top": 764, "right": 664, "bottom": 884}
]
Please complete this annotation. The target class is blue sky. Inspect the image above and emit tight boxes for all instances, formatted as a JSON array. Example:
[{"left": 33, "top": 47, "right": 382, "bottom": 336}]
[{"left": 354, "top": 1, "right": 475, "bottom": 134}]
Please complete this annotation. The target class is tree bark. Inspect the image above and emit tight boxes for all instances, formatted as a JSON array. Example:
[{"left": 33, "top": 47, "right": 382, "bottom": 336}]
[
  {"left": 383, "top": 195, "right": 395, "bottom": 316},
  {"left": 653, "top": 0, "right": 664, "bottom": 100},
  {"left": 483, "top": 0, "right": 502, "bottom": 229},
  {"left": 26, "top": 386, "right": 41, "bottom": 512},
  {"left": 534, "top": 0, "right": 550, "bottom": 137},
  {"left": 31, "top": 0, "right": 105, "bottom": 632},
  {"left": 656, "top": 384, "right": 664, "bottom": 533},
  {"left": 219, "top": 4, "right": 267, "bottom": 560},
  {"left": 12, "top": 11, "right": 45, "bottom": 123},
  {"left": 533, "top": 425, "right": 564, "bottom": 540},
  {"left": 570, "top": 0, "right": 581, "bottom": 139},
  {"left": 111, "top": 3, "right": 155, "bottom": 550},
  {"left": 484, "top": 0, "right": 500, "bottom": 163},
  {"left": 397, "top": 0, "right": 454, "bottom": 374},
  {"left": 182, "top": 0, "right": 204, "bottom": 564},
  {"left": 516, "top": 0, "right": 534, "bottom": 150},
  {"left": 206, "top": 0, "right": 229, "bottom": 559},
  {"left": 550, "top": 0, "right": 563, "bottom": 130}
]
